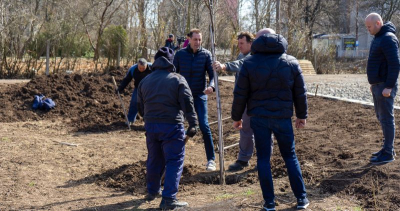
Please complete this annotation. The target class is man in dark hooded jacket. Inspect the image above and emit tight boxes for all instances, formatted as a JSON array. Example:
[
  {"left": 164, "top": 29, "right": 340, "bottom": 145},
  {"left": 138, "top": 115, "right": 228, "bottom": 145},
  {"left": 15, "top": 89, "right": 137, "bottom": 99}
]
[
  {"left": 137, "top": 47, "right": 198, "bottom": 210},
  {"left": 231, "top": 34, "right": 309, "bottom": 210},
  {"left": 365, "top": 13, "right": 400, "bottom": 165}
]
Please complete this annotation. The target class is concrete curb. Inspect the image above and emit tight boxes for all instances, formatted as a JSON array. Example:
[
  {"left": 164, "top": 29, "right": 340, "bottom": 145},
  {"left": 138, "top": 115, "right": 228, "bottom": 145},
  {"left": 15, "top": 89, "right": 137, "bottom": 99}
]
[{"left": 218, "top": 77, "right": 400, "bottom": 110}]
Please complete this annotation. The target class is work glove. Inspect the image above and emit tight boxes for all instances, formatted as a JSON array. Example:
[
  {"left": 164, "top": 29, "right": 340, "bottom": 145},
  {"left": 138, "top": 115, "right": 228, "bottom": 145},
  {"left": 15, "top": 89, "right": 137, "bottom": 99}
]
[{"left": 186, "top": 125, "right": 198, "bottom": 138}]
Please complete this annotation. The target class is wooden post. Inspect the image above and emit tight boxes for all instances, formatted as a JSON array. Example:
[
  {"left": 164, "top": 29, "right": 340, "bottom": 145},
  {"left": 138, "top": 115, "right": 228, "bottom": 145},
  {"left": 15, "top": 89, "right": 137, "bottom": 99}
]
[
  {"left": 45, "top": 40, "right": 50, "bottom": 76},
  {"left": 208, "top": 0, "right": 225, "bottom": 185}
]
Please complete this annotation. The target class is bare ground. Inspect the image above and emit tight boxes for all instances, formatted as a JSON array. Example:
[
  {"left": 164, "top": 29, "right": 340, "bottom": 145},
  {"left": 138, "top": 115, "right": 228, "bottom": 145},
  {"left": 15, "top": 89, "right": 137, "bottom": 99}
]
[{"left": 1, "top": 73, "right": 400, "bottom": 210}]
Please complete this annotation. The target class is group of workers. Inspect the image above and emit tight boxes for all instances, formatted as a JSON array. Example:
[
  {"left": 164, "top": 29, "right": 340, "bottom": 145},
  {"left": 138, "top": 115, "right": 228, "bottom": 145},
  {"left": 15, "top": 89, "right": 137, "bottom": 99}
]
[{"left": 115, "top": 12, "right": 399, "bottom": 211}]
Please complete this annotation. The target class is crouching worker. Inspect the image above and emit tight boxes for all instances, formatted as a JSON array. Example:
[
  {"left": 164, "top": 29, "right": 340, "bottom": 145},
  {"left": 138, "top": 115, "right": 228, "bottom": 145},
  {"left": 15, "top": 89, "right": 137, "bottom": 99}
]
[
  {"left": 116, "top": 58, "right": 152, "bottom": 126},
  {"left": 137, "top": 47, "right": 198, "bottom": 210}
]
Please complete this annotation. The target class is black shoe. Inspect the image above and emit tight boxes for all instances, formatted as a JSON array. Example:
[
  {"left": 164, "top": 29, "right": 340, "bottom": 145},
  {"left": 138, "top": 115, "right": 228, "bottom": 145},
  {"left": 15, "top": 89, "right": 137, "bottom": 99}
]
[
  {"left": 228, "top": 160, "right": 250, "bottom": 171},
  {"left": 263, "top": 201, "right": 276, "bottom": 211},
  {"left": 371, "top": 148, "right": 385, "bottom": 157},
  {"left": 370, "top": 151, "right": 395, "bottom": 165},
  {"left": 159, "top": 198, "right": 188, "bottom": 210},
  {"left": 297, "top": 197, "right": 310, "bottom": 209},
  {"left": 145, "top": 190, "right": 161, "bottom": 201}
]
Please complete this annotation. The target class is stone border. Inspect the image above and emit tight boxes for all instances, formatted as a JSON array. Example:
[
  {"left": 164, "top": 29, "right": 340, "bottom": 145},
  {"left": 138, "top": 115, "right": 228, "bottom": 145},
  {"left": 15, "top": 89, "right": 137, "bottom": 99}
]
[{"left": 218, "top": 77, "right": 400, "bottom": 110}]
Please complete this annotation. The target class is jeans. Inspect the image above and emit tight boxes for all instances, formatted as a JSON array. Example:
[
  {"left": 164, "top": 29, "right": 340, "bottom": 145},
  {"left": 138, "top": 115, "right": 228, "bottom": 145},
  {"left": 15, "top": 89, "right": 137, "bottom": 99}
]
[
  {"left": 145, "top": 123, "right": 185, "bottom": 199},
  {"left": 128, "top": 88, "right": 138, "bottom": 123},
  {"left": 371, "top": 83, "right": 397, "bottom": 154},
  {"left": 193, "top": 94, "right": 215, "bottom": 161},
  {"left": 250, "top": 117, "right": 307, "bottom": 203},
  {"left": 238, "top": 107, "right": 255, "bottom": 162}
]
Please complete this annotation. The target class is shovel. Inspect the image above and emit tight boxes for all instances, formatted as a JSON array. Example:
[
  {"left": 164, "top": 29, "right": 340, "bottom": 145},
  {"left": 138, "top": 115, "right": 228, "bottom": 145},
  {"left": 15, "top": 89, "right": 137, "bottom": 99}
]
[{"left": 112, "top": 76, "right": 131, "bottom": 130}]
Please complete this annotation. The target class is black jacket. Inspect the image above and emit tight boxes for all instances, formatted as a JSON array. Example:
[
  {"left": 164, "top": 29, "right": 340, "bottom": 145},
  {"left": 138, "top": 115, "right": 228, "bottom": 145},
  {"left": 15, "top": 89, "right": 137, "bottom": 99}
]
[
  {"left": 173, "top": 45, "right": 215, "bottom": 96},
  {"left": 137, "top": 56, "right": 198, "bottom": 126},
  {"left": 367, "top": 22, "right": 400, "bottom": 88},
  {"left": 118, "top": 63, "right": 152, "bottom": 92},
  {"left": 165, "top": 38, "right": 179, "bottom": 51},
  {"left": 231, "top": 34, "right": 307, "bottom": 121}
]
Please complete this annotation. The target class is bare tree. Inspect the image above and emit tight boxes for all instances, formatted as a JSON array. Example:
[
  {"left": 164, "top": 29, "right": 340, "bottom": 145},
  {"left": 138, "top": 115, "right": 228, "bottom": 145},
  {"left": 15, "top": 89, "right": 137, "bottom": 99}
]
[{"left": 73, "top": 0, "right": 124, "bottom": 62}]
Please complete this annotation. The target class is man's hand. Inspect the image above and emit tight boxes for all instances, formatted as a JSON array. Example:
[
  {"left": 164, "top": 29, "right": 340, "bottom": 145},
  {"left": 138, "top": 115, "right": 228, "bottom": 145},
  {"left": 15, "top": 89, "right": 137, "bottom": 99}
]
[
  {"left": 382, "top": 88, "right": 392, "bottom": 97},
  {"left": 212, "top": 61, "right": 226, "bottom": 73},
  {"left": 204, "top": 86, "right": 214, "bottom": 95},
  {"left": 233, "top": 120, "right": 243, "bottom": 130},
  {"left": 186, "top": 125, "right": 198, "bottom": 137},
  {"left": 295, "top": 118, "right": 306, "bottom": 129}
]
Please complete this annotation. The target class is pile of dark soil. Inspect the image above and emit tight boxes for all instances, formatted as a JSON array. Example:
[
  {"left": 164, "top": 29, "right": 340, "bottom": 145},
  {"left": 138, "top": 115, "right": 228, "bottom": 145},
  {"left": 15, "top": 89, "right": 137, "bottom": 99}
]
[{"left": 0, "top": 69, "right": 137, "bottom": 132}]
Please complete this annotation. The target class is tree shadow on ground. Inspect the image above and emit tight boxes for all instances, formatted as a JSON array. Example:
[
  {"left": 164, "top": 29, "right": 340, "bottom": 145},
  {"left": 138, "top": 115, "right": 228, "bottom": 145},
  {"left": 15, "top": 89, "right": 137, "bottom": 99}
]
[
  {"left": 76, "top": 199, "right": 157, "bottom": 211},
  {"left": 73, "top": 121, "right": 145, "bottom": 134}
]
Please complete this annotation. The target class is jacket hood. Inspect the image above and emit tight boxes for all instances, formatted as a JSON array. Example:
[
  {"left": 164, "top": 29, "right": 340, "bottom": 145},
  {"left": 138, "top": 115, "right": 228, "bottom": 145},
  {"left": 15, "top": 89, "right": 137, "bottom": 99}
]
[
  {"left": 376, "top": 21, "right": 396, "bottom": 37},
  {"left": 152, "top": 56, "right": 176, "bottom": 72},
  {"left": 251, "top": 34, "right": 287, "bottom": 54}
]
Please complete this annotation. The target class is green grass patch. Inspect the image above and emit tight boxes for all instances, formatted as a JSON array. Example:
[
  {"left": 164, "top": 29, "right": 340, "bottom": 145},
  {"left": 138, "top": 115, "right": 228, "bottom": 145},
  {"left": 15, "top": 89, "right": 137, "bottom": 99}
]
[
  {"left": 215, "top": 193, "right": 235, "bottom": 200},
  {"left": 215, "top": 189, "right": 257, "bottom": 201}
]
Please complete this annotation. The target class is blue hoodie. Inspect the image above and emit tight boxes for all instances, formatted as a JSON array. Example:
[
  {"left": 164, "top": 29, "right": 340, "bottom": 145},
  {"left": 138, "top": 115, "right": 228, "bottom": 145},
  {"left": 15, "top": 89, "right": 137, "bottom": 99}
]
[{"left": 367, "top": 22, "right": 400, "bottom": 88}]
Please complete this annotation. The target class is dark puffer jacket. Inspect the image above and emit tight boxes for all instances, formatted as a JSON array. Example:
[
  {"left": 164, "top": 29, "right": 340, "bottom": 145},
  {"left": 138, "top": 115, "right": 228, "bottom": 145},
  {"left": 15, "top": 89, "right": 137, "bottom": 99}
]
[
  {"left": 173, "top": 45, "right": 215, "bottom": 96},
  {"left": 137, "top": 56, "right": 198, "bottom": 126},
  {"left": 231, "top": 34, "right": 307, "bottom": 121},
  {"left": 367, "top": 22, "right": 400, "bottom": 88}
]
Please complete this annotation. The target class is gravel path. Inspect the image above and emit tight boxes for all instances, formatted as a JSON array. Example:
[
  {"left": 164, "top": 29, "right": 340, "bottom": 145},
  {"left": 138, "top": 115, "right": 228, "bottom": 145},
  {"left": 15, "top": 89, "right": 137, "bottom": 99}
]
[{"left": 220, "top": 74, "right": 400, "bottom": 107}]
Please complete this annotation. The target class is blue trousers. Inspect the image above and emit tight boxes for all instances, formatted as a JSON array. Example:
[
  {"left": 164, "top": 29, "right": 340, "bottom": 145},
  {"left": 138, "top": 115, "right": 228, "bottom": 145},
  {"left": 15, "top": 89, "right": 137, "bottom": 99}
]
[
  {"left": 193, "top": 94, "right": 215, "bottom": 161},
  {"left": 371, "top": 83, "right": 398, "bottom": 154},
  {"left": 145, "top": 123, "right": 185, "bottom": 199},
  {"left": 128, "top": 88, "right": 138, "bottom": 123},
  {"left": 250, "top": 117, "right": 307, "bottom": 204}
]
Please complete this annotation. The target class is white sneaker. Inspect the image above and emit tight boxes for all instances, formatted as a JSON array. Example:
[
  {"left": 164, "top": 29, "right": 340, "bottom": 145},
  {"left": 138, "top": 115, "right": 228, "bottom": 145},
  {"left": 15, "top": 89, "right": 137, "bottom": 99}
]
[{"left": 206, "top": 160, "right": 216, "bottom": 171}]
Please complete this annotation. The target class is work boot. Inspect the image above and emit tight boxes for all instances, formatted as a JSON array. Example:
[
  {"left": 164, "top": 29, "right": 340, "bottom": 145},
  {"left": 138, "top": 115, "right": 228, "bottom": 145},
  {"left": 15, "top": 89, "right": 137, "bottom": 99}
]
[
  {"left": 228, "top": 160, "right": 250, "bottom": 171},
  {"left": 159, "top": 197, "right": 188, "bottom": 210}
]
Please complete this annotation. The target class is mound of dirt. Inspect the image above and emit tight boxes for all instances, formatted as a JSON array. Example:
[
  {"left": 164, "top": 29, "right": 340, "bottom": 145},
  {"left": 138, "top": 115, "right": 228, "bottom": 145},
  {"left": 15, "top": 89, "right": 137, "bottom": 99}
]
[{"left": 0, "top": 69, "right": 138, "bottom": 132}]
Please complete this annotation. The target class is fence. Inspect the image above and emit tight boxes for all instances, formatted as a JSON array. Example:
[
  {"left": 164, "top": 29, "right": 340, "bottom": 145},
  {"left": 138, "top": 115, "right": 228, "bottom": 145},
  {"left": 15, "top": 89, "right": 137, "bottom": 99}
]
[{"left": 336, "top": 49, "right": 369, "bottom": 58}]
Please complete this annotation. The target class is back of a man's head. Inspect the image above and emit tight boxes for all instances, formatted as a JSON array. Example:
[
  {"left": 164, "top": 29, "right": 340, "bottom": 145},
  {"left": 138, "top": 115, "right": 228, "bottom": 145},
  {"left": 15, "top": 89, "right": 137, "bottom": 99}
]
[{"left": 256, "top": 28, "right": 276, "bottom": 39}]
